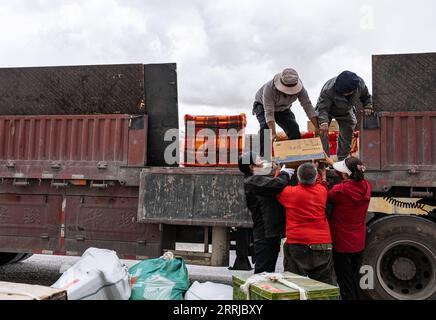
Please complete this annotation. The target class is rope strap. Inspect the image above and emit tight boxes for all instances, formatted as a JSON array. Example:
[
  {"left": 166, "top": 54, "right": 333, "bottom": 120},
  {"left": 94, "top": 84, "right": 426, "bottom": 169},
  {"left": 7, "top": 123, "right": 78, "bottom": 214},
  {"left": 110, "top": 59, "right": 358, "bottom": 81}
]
[{"left": 240, "top": 272, "right": 309, "bottom": 300}]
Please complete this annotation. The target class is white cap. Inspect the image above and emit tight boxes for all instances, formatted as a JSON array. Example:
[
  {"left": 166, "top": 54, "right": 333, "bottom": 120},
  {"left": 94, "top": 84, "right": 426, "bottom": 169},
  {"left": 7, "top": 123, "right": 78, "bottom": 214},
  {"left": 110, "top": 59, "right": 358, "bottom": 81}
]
[{"left": 333, "top": 160, "right": 352, "bottom": 175}]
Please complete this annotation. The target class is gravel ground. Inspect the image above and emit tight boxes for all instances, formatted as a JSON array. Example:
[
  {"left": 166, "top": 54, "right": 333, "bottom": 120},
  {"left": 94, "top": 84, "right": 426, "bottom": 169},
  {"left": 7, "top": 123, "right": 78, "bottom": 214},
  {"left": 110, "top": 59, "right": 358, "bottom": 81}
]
[{"left": 0, "top": 246, "right": 285, "bottom": 287}]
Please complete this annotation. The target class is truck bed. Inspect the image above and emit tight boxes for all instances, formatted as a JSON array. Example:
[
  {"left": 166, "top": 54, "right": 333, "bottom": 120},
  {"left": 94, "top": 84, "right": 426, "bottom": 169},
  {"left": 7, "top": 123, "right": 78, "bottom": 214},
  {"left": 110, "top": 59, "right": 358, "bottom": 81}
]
[{"left": 0, "top": 63, "right": 179, "bottom": 167}]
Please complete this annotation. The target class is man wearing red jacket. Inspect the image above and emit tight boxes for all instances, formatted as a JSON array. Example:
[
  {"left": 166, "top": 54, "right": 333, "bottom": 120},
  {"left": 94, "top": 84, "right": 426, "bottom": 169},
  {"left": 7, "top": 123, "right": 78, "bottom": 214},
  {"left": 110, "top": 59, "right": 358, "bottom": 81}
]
[
  {"left": 327, "top": 156, "right": 372, "bottom": 300},
  {"left": 277, "top": 162, "right": 335, "bottom": 285}
]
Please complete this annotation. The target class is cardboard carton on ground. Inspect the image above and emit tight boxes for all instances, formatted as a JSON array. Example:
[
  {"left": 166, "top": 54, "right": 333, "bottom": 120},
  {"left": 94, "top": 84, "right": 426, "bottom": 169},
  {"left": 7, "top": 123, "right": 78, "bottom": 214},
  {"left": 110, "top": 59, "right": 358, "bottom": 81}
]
[
  {"left": 273, "top": 137, "right": 325, "bottom": 168},
  {"left": 233, "top": 272, "right": 340, "bottom": 300},
  {"left": 307, "top": 120, "right": 339, "bottom": 132},
  {"left": 0, "top": 281, "right": 67, "bottom": 300}
]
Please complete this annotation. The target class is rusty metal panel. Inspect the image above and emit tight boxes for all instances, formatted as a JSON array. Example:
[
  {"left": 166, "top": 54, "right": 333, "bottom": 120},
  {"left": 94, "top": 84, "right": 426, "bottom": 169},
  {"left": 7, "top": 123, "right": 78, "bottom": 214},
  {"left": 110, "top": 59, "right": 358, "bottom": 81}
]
[
  {"left": 0, "top": 114, "right": 147, "bottom": 180},
  {"left": 63, "top": 238, "right": 161, "bottom": 258},
  {"left": 64, "top": 195, "right": 161, "bottom": 257},
  {"left": 0, "top": 180, "right": 140, "bottom": 199},
  {"left": 360, "top": 126, "right": 381, "bottom": 170},
  {"left": 0, "top": 182, "right": 162, "bottom": 257},
  {"left": 0, "top": 194, "right": 62, "bottom": 251},
  {"left": 0, "top": 64, "right": 145, "bottom": 115},
  {"left": 0, "top": 63, "right": 178, "bottom": 168},
  {"left": 128, "top": 115, "right": 148, "bottom": 166},
  {"left": 365, "top": 170, "right": 436, "bottom": 192},
  {"left": 137, "top": 167, "right": 253, "bottom": 227},
  {"left": 372, "top": 53, "right": 436, "bottom": 112},
  {"left": 0, "top": 114, "right": 130, "bottom": 162},
  {"left": 379, "top": 111, "right": 436, "bottom": 171}
]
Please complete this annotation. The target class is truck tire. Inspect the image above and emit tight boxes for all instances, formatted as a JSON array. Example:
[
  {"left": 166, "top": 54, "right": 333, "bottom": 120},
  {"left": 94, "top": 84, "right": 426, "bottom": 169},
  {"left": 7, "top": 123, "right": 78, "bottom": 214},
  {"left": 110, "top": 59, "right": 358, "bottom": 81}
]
[
  {"left": 16, "top": 253, "right": 33, "bottom": 263},
  {"left": 7, "top": 253, "right": 27, "bottom": 264},
  {"left": 0, "top": 253, "right": 23, "bottom": 266},
  {"left": 363, "top": 215, "right": 436, "bottom": 300}
]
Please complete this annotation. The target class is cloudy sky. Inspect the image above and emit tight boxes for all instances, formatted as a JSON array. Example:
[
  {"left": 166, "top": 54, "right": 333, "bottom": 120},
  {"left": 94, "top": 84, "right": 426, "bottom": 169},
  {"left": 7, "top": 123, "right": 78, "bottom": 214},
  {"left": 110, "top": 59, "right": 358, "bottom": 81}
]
[{"left": 0, "top": 0, "right": 435, "bottom": 133}]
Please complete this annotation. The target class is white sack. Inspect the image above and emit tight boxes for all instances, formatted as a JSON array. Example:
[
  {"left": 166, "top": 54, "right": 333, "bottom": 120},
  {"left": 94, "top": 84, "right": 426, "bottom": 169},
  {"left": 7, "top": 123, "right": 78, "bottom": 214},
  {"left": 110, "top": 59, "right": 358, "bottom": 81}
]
[
  {"left": 51, "top": 247, "right": 131, "bottom": 300},
  {"left": 185, "top": 281, "right": 233, "bottom": 300}
]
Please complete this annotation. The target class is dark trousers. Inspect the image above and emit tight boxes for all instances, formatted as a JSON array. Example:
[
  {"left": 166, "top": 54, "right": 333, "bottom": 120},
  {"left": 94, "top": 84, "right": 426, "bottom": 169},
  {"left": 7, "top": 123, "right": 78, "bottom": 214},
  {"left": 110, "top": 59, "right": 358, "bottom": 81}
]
[
  {"left": 321, "top": 111, "right": 357, "bottom": 161},
  {"left": 229, "top": 228, "right": 253, "bottom": 271},
  {"left": 283, "top": 243, "right": 336, "bottom": 285},
  {"left": 333, "top": 251, "right": 364, "bottom": 300},
  {"left": 253, "top": 102, "right": 301, "bottom": 157},
  {"left": 253, "top": 237, "right": 281, "bottom": 274}
]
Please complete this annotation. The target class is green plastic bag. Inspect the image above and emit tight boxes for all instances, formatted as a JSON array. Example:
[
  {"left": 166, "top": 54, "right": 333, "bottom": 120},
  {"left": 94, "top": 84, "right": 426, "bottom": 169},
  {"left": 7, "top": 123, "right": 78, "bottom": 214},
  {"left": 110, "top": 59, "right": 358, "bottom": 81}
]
[{"left": 129, "top": 253, "right": 190, "bottom": 300}]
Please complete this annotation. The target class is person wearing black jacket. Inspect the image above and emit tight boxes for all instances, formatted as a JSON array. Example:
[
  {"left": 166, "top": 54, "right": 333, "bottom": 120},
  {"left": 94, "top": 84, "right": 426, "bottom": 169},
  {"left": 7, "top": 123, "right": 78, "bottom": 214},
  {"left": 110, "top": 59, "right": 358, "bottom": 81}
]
[
  {"left": 315, "top": 71, "right": 373, "bottom": 161},
  {"left": 238, "top": 152, "right": 292, "bottom": 273}
]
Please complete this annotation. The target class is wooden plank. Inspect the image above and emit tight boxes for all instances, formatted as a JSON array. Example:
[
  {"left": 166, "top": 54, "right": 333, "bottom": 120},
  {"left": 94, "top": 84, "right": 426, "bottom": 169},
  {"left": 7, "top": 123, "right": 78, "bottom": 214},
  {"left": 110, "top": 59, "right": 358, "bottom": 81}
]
[{"left": 162, "top": 249, "right": 211, "bottom": 266}]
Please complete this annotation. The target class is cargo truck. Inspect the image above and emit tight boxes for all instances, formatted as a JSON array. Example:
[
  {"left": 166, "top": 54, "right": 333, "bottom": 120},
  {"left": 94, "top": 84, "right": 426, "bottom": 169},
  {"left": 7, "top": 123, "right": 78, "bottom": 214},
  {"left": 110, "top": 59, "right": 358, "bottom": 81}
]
[{"left": 0, "top": 53, "right": 435, "bottom": 300}]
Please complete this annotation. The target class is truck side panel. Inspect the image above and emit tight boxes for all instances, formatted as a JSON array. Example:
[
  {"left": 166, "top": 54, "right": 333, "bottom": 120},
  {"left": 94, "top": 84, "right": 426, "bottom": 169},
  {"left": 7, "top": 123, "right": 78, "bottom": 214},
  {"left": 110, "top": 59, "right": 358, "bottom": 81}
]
[
  {"left": 362, "top": 111, "right": 436, "bottom": 192},
  {"left": 363, "top": 53, "right": 436, "bottom": 192},
  {"left": 64, "top": 195, "right": 161, "bottom": 257},
  {"left": 0, "top": 114, "right": 147, "bottom": 181},
  {"left": 0, "top": 63, "right": 178, "bottom": 260},
  {"left": 137, "top": 167, "right": 253, "bottom": 227},
  {"left": 380, "top": 112, "right": 436, "bottom": 171},
  {"left": 0, "top": 181, "right": 161, "bottom": 258},
  {"left": 0, "top": 194, "right": 62, "bottom": 252}
]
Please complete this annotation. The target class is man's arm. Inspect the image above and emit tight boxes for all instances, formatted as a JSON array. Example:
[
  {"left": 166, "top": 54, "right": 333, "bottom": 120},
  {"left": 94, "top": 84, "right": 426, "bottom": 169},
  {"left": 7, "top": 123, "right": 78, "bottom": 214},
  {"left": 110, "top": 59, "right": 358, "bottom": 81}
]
[
  {"left": 276, "top": 186, "right": 291, "bottom": 207},
  {"left": 360, "top": 81, "right": 373, "bottom": 108},
  {"left": 316, "top": 90, "right": 333, "bottom": 136},
  {"left": 263, "top": 84, "right": 277, "bottom": 140},
  {"left": 360, "top": 80, "right": 373, "bottom": 115},
  {"left": 315, "top": 174, "right": 329, "bottom": 190},
  {"left": 245, "top": 173, "right": 290, "bottom": 197},
  {"left": 266, "top": 121, "right": 276, "bottom": 141},
  {"left": 298, "top": 87, "right": 318, "bottom": 130}
]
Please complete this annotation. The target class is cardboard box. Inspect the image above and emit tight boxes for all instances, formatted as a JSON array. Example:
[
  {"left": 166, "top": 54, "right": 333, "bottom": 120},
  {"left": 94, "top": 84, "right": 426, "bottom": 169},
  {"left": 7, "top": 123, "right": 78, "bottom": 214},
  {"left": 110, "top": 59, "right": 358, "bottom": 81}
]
[
  {"left": 233, "top": 272, "right": 340, "bottom": 300},
  {"left": 273, "top": 137, "right": 325, "bottom": 167},
  {"left": 0, "top": 281, "right": 67, "bottom": 300},
  {"left": 307, "top": 120, "right": 339, "bottom": 132}
]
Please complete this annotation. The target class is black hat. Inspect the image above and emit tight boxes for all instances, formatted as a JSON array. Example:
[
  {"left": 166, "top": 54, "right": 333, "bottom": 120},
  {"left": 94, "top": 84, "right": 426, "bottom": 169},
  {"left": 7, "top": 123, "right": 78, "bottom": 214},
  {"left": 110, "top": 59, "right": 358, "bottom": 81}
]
[
  {"left": 335, "top": 71, "right": 360, "bottom": 94},
  {"left": 238, "top": 152, "right": 258, "bottom": 176}
]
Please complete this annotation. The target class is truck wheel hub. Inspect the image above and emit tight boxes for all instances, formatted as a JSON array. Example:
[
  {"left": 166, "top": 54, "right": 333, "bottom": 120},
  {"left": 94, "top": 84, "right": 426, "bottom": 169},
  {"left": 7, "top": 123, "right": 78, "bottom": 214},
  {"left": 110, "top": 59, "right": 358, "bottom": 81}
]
[
  {"left": 377, "top": 240, "right": 436, "bottom": 300},
  {"left": 392, "top": 257, "right": 416, "bottom": 281}
]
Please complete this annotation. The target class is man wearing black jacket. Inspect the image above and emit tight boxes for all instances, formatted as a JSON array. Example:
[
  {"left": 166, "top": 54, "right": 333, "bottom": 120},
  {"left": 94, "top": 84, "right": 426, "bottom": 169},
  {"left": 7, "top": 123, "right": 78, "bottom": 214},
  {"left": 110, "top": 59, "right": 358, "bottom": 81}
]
[
  {"left": 316, "top": 71, "right": 373, "bottom": 160},
  {"left": 238, "top": 152, "right": 292, "bottom": 273}
]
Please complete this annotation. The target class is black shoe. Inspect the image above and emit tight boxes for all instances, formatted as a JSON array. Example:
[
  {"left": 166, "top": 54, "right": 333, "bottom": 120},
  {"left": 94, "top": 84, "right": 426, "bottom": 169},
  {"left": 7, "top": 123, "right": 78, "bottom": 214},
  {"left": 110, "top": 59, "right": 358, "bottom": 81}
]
[{"left": 228, "top": 257, "right": 253, "bottom": 271}]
